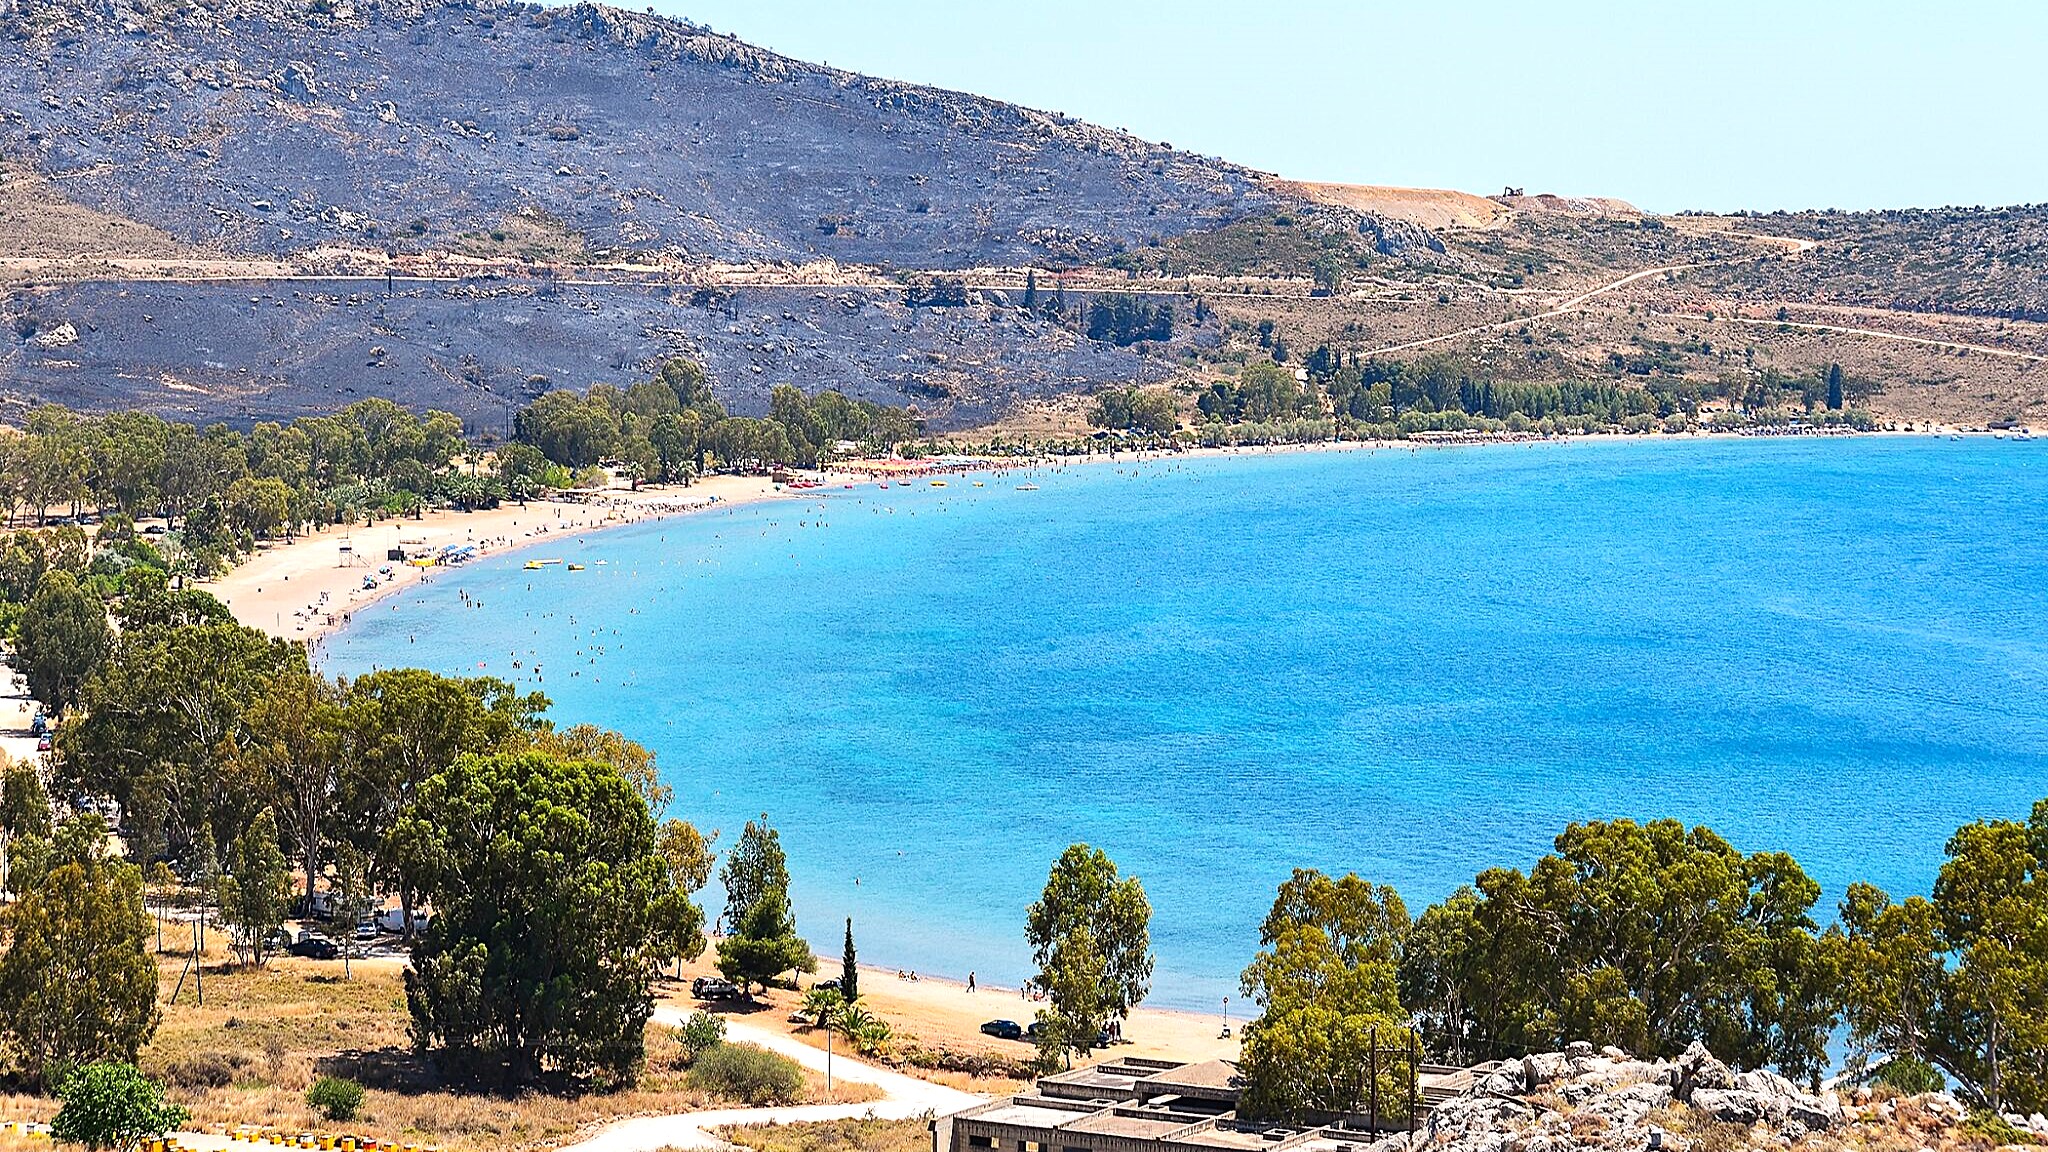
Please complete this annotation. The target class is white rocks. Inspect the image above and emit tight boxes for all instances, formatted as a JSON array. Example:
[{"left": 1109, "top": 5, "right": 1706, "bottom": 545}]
[
  {"left": 30, "top": 322, "right": 78, "bottom": 348},
  {"left": 1413, "top": 1043, "right": 1915, "bottom": 1152}
]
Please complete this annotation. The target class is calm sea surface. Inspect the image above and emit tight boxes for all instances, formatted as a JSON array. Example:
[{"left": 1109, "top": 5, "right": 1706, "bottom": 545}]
[{"left": 325, "top": 437, "right": 2048, "bottom": 1010}]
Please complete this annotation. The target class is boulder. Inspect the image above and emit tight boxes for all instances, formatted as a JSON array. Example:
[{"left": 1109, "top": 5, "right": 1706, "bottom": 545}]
[
  {"left": 1522, "top": 1052, "right": 1571, "bottom": 1090},
  {"left": 1674, "top": 1041, "right": 1734, "bottom": 1099},
  {"left": 276, "top": 60, "right": 317, "bottom": 100},
  {"left": 30, "top": 321, "right": 78, "bottom": 348},
  {"left": 1689, "top": 1087, "right": 1771, "bottom": 1125}
]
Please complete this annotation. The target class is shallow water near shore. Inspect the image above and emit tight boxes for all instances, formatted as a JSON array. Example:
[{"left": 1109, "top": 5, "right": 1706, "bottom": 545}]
[{"left": 324, "top": 436, "right": 2048, "bottom": 1011}]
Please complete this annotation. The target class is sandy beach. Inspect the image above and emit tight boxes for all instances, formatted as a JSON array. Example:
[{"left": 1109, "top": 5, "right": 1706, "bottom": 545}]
[
  {"left": 212, "top": 429, "right": 1941, "bottom": 644},
  {"left": 210, "top": 446, "right": 1398, "bottom": 642},
  {"left": 210, "top": 472, "right": 795, "bottom": 641},
  {"left": 660, "top": 952, "right": 1241, "bottom": 1075}
]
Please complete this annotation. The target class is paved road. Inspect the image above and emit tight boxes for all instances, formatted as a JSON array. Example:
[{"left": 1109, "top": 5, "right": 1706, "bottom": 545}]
[{"left": 554, "top": 1011, "right": 986, "bottom": 1152}]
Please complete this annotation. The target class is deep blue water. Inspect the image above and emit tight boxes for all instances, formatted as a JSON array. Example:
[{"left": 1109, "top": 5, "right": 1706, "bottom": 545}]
[{"left": 324, "top": 437, "right": 2048, "bottom": 1011}]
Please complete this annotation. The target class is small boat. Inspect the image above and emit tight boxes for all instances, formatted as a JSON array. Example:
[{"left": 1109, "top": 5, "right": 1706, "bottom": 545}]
[
  {"left": 567, "top": 564, "right": 586, "bottom": 572},
  {"left": 973, "top": 481, "right": 985, "bottom": 487},
  {"left": 1016, "top": 483, "right": 1040, "bottom": 491},
  {"left": 931, "top": 480, "right": 947, "bottom": 488}
]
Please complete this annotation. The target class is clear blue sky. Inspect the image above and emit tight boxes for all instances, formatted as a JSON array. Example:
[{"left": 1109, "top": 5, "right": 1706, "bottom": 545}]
[{"left": 649, "top": 0, "right": 2045, "bottom": 213}]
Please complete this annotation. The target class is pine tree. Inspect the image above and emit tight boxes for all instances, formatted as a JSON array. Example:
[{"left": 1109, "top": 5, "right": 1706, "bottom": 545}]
[
  {"left": 841, "top": 917, "right": 859, "bottom": 1003},
  {"left": 216, "top": 809, "right": 291, "bottom": 969}
]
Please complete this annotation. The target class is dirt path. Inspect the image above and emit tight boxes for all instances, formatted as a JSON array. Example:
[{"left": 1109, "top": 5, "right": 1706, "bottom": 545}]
[
  {"left": 1360, "top": 259, "right": 1714, "bottom": 359},
  {"left": 555, "top": 1013, "right": 985, "bottom": 1152},
  {"left": 1654, "top": 311, "right": 2048, "bottom": 363},
  {"left": 1356, "top": 230, "right": 1833, "bottom": 361}
]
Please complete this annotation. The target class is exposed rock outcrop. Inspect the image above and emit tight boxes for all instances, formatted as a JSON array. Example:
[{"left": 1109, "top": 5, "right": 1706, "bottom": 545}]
[{"left": 1386, "top": 1043, "right": 1996, "bottom": 1152}]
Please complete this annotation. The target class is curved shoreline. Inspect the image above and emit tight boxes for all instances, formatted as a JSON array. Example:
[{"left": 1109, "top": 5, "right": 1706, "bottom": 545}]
[
  {"left": 212, "top": 472, "right": 795, "bottom": 642},
  {"left": 221, "top": 430, "right": 1909, "bottom": 643}
]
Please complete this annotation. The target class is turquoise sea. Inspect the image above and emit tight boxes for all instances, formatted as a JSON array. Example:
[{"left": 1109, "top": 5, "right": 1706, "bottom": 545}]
[{"left": 324, "top": 437, "right": 2048, "bottom": 1011}]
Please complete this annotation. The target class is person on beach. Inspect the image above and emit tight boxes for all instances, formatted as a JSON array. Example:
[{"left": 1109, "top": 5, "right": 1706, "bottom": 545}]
[{"left": 967, "top": 971, "right": 976, "bottom": 992}]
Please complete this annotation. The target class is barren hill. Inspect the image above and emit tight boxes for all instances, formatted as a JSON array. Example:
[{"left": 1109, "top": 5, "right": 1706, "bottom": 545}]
[
  {"left": 0, "top": 0, "right": 1272, "bottom": 267},
  {"left": 1, "top": 0, "right": 2043, "bottom": 431},
  {"left": 1271, "top": 181, "right": 1511, "bottom": 230}
]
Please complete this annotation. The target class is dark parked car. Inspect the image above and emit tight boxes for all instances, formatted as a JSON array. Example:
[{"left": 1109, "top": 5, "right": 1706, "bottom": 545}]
[
  {"left": 288, "top": 936, "right": 339, "bottom": 960},
  {"left": 980, "top": 1019, "right": 1024, "bottom": 1040},
  {"left": 691, "top": 976, "right": 740, "bottom": 1000}
]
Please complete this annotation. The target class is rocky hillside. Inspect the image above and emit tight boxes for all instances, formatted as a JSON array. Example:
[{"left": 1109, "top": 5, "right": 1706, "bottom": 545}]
[
  {"left": 1696, "top": 206, "right": 2048, "bottom": 323},
  {"left": 2, "top": 0, "right": 2043, "bottom": 431},
  {"left": 0, "top": 0, "right": 1272, "bottom": 267},
  {"left": 1403, "top": 1042, "right": 2046, "bottom": 1152}
]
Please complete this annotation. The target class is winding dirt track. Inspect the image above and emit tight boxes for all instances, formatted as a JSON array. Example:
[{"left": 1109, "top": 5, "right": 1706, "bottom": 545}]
[
  {"left": 1655, "top": 312, "right": 2048, "bottom": 364},
  {"left": 555, "top": 1011, "right": 985, "bottom": 1152},
  {"left": 1360, "top": 260, "right": 1714, "bottom": 359}
]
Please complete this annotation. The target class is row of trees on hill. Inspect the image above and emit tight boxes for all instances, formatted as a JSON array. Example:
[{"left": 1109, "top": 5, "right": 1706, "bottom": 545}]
[
  {"left": 1022, "top": 804, "right": 2048, "bottom": 1123},
  {"left": 1085, "top": 353, "right": 1876, "bottom": 444},
  {"left": 512, "top": 359, "right": 919, "bottom": 479}
]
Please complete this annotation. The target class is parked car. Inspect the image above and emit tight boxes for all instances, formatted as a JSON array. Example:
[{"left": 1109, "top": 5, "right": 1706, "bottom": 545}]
[
  {"left": 354, "top": 919, "right": 379, "bottom": 941},
  {"left": 288, "top": 935, "right": 339, "bottom": 960},
  {"left": 35, "top": 735, "right": 51, "bottom": 752},
  {"left": 980, "top": 1019, "right": 1024, "bottom": 1041},
  {"left": 691, "top": 976, "right": 740, "bottom": 1000},
  {"left": 814, "top": 978, "right": 841, "bottom": 994},
  {"left": 261, "top": 928, "right": 291, "bottom": 953}
]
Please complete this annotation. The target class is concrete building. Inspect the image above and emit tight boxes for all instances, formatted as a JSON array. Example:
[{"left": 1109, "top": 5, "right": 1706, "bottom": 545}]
[{"left": 933, "top": 1058, "right": 1484, "bottom": 1152}]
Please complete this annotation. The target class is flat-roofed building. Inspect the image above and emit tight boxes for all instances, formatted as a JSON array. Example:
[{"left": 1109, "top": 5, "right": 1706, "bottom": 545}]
[{"left": 934, "top": 1059, "right": 1485, "bottom": 1152}]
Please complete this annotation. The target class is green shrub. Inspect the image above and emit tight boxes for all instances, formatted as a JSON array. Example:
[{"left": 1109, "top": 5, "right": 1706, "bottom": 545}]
[
  {"left": 679, "top": 1010, "right": 727, "bottom": 1062},
  {"left": 305, "top": 1075, "right": 365, "bottom": 1122},
  {"left": 1873, "top": 1055, "right": 1944, "bottom": 1096},
  {"left": 1963, "top": 1111, "right": 2036, "bottom": 1147},
  {"left": 685, "top": 1042, "right": 804, "bottom": 1106}
]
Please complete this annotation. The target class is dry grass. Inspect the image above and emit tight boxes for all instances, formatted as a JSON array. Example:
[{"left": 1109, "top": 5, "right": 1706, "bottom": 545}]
[
  {"left": 128, "top": 948, "right": 867, "bottom": 1152},
  {"left": 719, "top": 1117, "right": 932, "bottom": 1152},
  {"left": 1645, "top": 1100, "right": 2019, "bottom": 1152},
  {"left": 0, "top": 164, "right": 202, "bottom": 262}
]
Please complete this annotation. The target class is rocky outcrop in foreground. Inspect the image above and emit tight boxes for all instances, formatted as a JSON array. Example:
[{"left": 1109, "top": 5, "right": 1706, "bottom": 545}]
[{"left": 1397, "top": 1041, "right": 2039, "bottom": 1152}]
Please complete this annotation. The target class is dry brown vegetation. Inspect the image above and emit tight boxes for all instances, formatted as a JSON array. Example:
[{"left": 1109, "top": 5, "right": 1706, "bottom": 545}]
[
  {"left": 0, "top": 165, "right": 203, "bottom": 264},
  {"left": 1117, "top": 207, "right": 2048, "bottom": 426},
  {"left": 1270, "top": 181, "right": 1512, "bottom": 231},
  {"left": 131, "top": 943, "right": 865, "bottom": 1152},
  {"left": 720, "top": 1117, "right": 931, "bottom": 1152},
  {"left": 1641, "top": 1097, "right": 2031, "bottom": 1152}
]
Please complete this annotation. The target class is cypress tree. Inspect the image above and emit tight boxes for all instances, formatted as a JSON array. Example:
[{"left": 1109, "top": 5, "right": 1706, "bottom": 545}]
[
  {"left": 1022, "top": 270, "right": 1038, "bottom": 312},
  {"left": 1825, "top": 363, "right": 1844, "bottom": 411},
  {"left": 840, "top": 917, "right": 859, "bottom": 1003}
]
